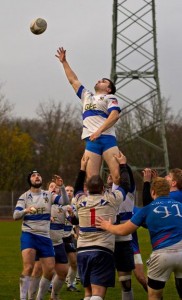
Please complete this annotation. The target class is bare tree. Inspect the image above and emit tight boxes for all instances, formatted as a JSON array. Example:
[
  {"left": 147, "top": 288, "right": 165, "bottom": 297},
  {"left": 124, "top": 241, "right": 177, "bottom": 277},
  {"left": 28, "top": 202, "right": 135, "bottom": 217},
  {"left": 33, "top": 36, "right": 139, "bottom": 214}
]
[
  {"left": 0, "top": 83, "right": 13, "bottom": 124},
  {"left": 36, "top": 100, "right": 84, "bottom": 185}
]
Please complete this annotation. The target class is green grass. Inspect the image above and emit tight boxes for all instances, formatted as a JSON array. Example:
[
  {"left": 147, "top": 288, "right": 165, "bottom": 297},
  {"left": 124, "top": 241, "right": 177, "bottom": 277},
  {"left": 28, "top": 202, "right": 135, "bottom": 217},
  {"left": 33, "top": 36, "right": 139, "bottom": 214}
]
[{"left": 0, "top": 221, "right": 178, "bottom": 300}]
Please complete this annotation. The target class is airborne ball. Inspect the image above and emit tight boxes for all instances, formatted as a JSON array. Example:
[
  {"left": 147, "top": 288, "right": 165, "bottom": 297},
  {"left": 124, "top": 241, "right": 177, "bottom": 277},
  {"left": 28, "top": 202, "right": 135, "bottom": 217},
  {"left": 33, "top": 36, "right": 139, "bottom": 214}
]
[{"left": 30, "top": 18, "right": 47, "bottom": 35}]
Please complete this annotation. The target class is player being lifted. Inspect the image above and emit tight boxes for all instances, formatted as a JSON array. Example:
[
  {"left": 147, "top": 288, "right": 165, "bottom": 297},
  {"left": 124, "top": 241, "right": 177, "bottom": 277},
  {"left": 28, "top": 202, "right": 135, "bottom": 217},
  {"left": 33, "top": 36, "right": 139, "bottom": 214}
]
[{"left": 56, "top": 47, "right": 121, "bottom": 184}]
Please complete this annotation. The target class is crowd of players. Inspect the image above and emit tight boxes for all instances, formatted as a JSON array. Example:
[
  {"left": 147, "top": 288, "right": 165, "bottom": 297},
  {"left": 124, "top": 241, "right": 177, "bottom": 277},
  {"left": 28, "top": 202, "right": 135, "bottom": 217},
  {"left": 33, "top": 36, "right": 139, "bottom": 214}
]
[{"left": 13, "top": 46, "right": 182, "bottom": 300}]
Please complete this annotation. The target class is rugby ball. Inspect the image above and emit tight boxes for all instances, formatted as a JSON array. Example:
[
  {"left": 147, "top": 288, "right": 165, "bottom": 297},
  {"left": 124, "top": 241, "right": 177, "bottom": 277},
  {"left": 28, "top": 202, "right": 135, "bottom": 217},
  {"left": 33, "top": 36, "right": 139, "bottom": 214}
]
[
  {"left": 30, "top": 18, "right": 47, "bottom": 35},
  {"left": 30, "top": 207, "right": 37, "bottom": 214}
]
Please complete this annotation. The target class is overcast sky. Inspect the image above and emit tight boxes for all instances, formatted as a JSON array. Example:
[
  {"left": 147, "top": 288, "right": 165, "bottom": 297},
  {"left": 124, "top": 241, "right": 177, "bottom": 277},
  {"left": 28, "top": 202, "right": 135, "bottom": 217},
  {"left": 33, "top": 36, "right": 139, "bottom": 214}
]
[{"left": 1, "top": 0, "right": 182, "bottom": 119}]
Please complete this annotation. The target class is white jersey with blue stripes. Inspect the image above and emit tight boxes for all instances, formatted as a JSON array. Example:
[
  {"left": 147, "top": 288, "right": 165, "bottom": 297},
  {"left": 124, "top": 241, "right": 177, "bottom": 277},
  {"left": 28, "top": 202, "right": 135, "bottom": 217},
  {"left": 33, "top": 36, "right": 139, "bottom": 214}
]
[
  {"left": 50, "top": 204, "right": 66, "bottom": 246},
  {"left": 112, "top": 183, "right": 135, "bottom": 242},
  {"left": 75, "top": 188, "right": 125, "bottom": 252},
  {"left": 115, "top": 191, "right": 135, "bottom": 242},
  {"left": 76, "top": 86, "right": 121, "bottom": 139},
  {"left": 13, "top": 189, "right": 66, "bottom": 238}
]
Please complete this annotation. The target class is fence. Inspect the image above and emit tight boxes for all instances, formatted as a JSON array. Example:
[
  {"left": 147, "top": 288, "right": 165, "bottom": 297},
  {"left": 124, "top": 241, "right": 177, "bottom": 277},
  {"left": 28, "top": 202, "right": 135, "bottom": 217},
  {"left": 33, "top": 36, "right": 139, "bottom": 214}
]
[
  {"left": 0, "top": 189, "right": 143, "bottom": 219},
  {"left": 0, "top": 191, "right": 24, "bottom": 218}
]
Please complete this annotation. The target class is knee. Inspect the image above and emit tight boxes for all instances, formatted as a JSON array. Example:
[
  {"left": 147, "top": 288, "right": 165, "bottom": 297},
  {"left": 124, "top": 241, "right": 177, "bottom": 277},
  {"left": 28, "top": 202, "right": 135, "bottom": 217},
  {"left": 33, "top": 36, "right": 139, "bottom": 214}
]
[
  {"left": 23, "top": 263, "right": 34, "bottom": 276},
  {"left": 59, "top": 268, "right": 68, "bottom": 281},
  {"left": 44, "top": 269, "right": 54, "bottom": 281},
  {"left": 119, "top": 275, "right": 132, "bottom": 292},
  {"left": 69, "top": 256, "right": 77, "bottom": 269},
  {"left": 43, "top": 265, "right": 55, "bottom": 280}
]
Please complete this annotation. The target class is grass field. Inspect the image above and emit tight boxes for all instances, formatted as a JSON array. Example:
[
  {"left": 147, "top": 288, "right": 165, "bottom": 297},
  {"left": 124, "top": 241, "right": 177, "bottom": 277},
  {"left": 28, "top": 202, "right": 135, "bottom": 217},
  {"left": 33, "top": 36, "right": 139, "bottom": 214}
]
[{"left": 0, "top": 220, "right": 178, "bottom": 300}]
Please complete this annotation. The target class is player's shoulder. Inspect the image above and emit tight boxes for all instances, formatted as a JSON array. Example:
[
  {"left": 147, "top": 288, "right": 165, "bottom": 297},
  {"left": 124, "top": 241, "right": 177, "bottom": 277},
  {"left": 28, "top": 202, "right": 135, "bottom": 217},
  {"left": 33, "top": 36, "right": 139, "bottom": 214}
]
[
  {"left": 105, "top": 93, "right": 118, "bottom": 101},
  {"left": 104, "top": 189, "right": 122, "bottom": 204},
  {"left": 77, "top": 85, "right": 93, "bottom": 99}
]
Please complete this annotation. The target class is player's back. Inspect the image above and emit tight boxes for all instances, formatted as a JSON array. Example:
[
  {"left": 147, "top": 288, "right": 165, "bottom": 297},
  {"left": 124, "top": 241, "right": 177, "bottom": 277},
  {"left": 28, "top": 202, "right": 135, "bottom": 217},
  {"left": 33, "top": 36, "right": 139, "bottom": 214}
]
[
  {"left": 132, "top": 196, "right": 182, "bottom": 250},
  {"left": 76, "top": 191, "right": 121, "bottom": 252}
]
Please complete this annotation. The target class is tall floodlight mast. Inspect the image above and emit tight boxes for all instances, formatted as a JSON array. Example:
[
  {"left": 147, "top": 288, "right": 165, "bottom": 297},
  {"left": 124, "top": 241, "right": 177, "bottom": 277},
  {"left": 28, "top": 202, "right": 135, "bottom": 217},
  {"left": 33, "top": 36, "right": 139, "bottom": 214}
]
[{"left": 111, "top": 0, "right": 169, "bottom": 175}]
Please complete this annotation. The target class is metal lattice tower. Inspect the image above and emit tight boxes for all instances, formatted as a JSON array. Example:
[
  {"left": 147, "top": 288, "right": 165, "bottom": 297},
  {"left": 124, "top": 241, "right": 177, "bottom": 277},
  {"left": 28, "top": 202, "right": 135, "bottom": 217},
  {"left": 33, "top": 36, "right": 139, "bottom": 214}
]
[{"left": 110, "top": 0, "right": 169, "bottom": 174}]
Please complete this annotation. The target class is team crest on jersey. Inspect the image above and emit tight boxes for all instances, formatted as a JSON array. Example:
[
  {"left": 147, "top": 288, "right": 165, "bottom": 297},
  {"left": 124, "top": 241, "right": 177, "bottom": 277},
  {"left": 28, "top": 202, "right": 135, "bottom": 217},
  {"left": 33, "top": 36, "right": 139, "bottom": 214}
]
[
  {"left": 44, "top": 197, "right": 49, "bottom": 203},
  {"left": 43, "top": 192, "right": 49, "bottom": 203},
  {"left": 100, "top": 96, "right": 105, "bottom": 101},
  {"left": 27, "top": 193, "right": 33, "bottom": 201}
]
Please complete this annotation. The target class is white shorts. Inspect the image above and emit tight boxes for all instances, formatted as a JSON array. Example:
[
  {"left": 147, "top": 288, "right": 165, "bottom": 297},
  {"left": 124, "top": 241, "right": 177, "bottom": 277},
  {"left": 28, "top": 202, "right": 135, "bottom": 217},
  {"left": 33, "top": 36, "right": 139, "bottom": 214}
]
[
  {"left": 147, "top": 249, "right": 182, "bottom": 282},
  {"left": 134, "top": 253, "right": 143, "bottom": 265}
]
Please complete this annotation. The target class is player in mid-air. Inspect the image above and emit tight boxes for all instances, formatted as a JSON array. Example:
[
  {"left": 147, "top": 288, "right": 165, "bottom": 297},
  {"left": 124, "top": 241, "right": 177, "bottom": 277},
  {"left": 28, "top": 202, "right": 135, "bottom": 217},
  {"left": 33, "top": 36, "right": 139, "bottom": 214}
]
[{"left": 55, "top": 47, "right": 121, "bottom": 184}]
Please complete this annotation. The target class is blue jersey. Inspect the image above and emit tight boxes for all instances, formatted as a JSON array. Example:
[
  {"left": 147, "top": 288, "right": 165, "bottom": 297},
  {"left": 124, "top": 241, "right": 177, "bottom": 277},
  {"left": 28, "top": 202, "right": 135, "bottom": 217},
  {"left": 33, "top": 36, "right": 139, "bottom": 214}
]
[
  {"left": 170, "top": 190, "right": 182, "bottom": 203},
  {"left": 131, "top": 196, "right": 182, "bottom": 251}
]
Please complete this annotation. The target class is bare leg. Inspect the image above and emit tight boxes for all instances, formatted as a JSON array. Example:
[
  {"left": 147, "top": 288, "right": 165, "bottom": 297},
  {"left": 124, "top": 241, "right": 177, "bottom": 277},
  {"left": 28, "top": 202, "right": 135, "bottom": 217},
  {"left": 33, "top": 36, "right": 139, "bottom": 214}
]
[
  {"left": 91, "top": 284, "right": 106, "bottom": 299},
  {"left": 103, "top": 146, "right": 120, "bottom": 185},
  {"left": 36, "top": 257, "right": 55, "bottom": 300},
  {"left": 118, "top": 271, "right": 133, "bottom": 300},
  {"left": 20, "top": 248, "right": 36, "bottom": 300},
  {"left": 148, "top": 286, "right": 163, "bottom": 300},
  {"left": 84, "top": 150, "right": 102, "bottom": 179},
  {"left": 51, "top": 263, "right": 68, "bottom": 299},
  {"left": 28, "top": 260, "right": 42, "bottom": 300}
]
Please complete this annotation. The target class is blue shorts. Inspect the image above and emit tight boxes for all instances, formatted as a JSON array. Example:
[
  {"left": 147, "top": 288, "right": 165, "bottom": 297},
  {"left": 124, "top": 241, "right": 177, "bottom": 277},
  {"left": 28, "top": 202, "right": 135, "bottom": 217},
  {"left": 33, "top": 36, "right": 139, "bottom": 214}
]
[
  {"left": 85, "top": 135, "right": 117, "bottom": 155},
  {"left": 21, "top": 232, "right": 55, "bottom": 258},
  {"left": 77, "top": 249, "right": 115, "bottom": 287},
  {"left": 114, "top": 241, "right": 135, "bottom": 272},
  {"left": 54, "top": 243, "right": 68, "bottom": 264}
]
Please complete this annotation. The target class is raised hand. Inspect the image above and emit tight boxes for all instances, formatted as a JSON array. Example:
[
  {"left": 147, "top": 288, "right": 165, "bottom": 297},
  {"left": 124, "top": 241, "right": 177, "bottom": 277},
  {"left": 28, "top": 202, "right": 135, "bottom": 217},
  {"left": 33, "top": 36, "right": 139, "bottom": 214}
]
[
  {"left": 114, "top": 151, "right": 127, "bottom": 165},
  {"left": 55, "top": 47, "right": 66, "bottom": 63}
]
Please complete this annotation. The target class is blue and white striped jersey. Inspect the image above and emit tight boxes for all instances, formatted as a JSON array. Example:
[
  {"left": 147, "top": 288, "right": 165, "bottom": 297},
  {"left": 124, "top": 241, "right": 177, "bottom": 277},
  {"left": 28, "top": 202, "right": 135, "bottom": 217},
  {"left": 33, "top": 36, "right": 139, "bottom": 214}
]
[
  {"left": 77, "top": 86, "right": 121, "bottom": 139},
  {"left": 13, "top": 188, "right": 68, "bottom": 238}
]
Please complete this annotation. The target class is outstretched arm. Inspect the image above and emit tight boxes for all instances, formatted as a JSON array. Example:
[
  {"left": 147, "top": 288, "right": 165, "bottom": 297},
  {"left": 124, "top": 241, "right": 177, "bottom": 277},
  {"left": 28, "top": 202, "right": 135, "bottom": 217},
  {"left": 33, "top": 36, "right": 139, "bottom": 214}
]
[
  {"left": 55, "top": 47, "right": 81, "bottom": 93},
  {"left": 96, "top": 217, "right": 138, "bottom": 235}
]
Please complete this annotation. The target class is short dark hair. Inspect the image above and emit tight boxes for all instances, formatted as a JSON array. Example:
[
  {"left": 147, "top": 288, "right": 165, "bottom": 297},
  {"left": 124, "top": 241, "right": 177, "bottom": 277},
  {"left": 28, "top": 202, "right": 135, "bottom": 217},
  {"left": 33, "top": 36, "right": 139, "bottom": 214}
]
[
  {"left": 86, "top": 175, "right": 104, "bottom": 194},
  {"left": 103, "top": 78, "right": 116, "bottom": 94}
]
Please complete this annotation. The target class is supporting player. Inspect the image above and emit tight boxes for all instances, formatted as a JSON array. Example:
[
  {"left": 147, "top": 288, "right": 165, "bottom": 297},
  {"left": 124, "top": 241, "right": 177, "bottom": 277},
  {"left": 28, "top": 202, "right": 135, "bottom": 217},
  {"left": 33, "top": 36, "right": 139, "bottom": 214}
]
[
  {"left": 142, "top": 167, "right": 182, "bottom": 297},
  {"left": 96, "top": 177, "right": 182, "bottom": 300},
  {"left": 63, "top": 185, "right": 80, "bottom": 292},
  {"left": 73, "top": 152, "right": 131, "bottom": 300},
  {"left": 107, "top": 167, "right": 135, "bottom": 300},
  {"left": 55, "top": 47, "right": 121, "bottom": 184}
]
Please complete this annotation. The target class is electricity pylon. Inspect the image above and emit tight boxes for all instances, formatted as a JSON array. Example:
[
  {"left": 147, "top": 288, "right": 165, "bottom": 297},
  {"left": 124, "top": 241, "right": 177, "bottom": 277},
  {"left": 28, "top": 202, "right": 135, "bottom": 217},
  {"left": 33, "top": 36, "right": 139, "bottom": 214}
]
[{"left": 109, "top": 0, "right": 169, "bottom": 175}]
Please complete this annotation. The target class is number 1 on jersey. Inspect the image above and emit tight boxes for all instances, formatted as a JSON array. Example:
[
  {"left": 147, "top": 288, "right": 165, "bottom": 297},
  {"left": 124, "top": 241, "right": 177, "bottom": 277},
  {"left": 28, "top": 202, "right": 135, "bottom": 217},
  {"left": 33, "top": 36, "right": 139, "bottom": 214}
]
[{"left": 90, "top": 208, "right": 96, "bottom": 226}]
